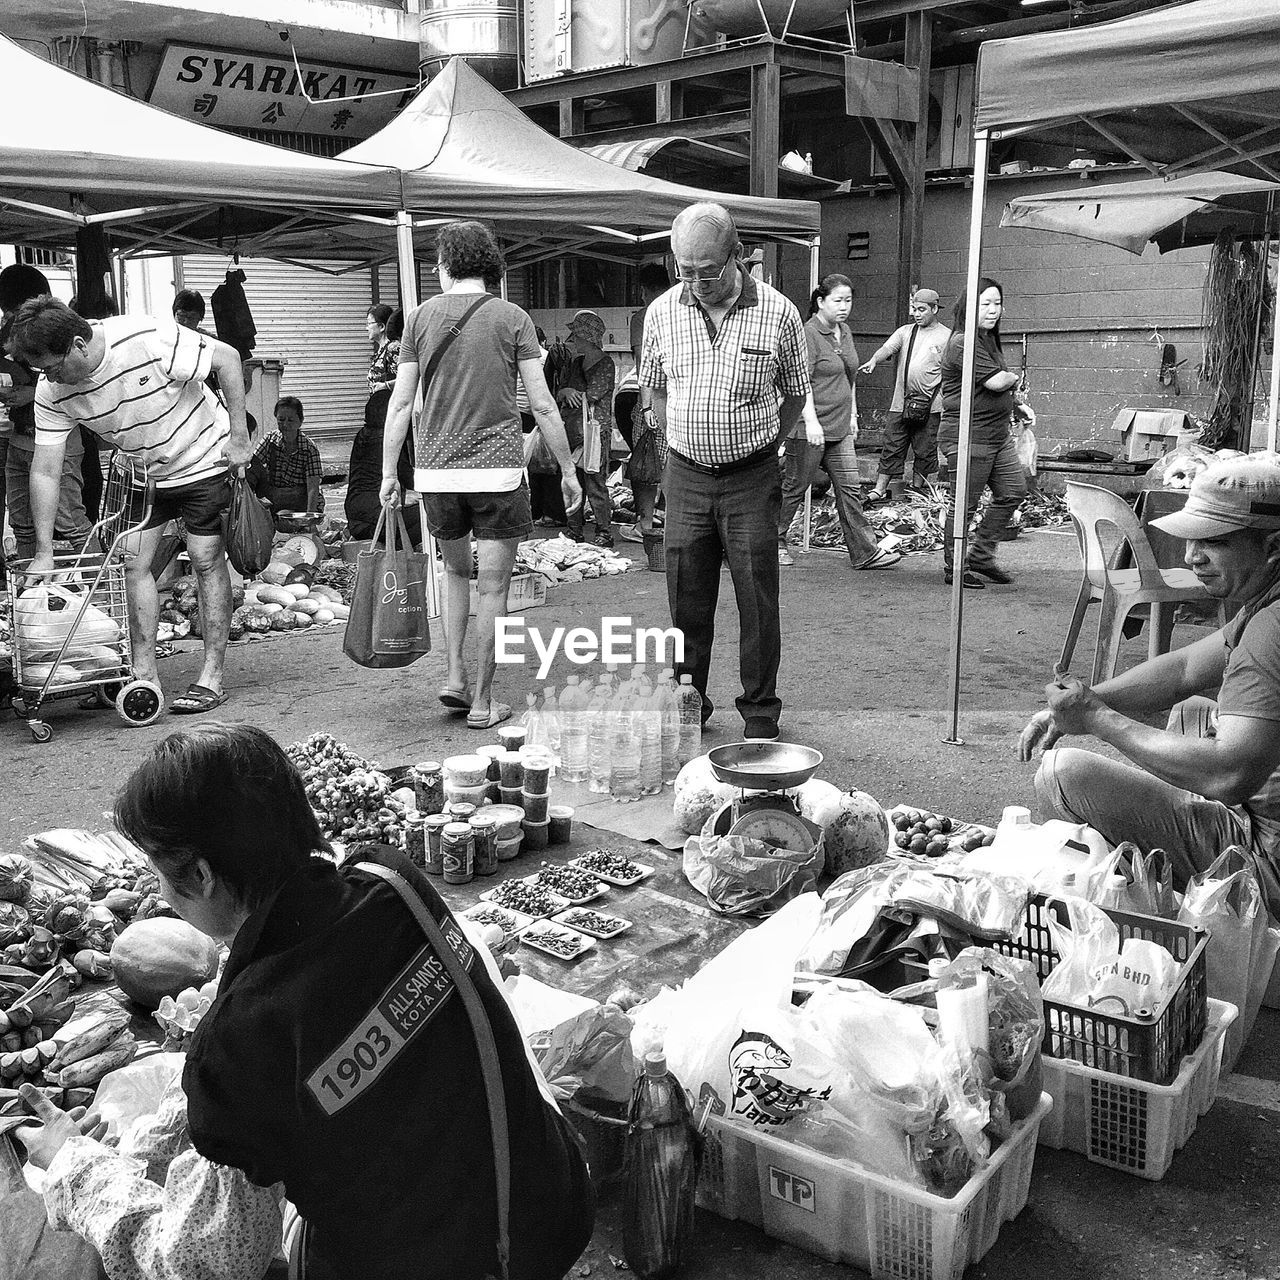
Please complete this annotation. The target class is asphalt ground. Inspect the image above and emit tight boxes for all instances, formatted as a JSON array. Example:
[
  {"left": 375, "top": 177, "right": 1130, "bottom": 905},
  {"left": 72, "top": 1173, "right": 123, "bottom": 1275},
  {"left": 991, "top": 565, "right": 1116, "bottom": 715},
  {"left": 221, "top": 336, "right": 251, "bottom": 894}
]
[{"left": 3, "top": 523, "right": 1279, "bottom": 1279}]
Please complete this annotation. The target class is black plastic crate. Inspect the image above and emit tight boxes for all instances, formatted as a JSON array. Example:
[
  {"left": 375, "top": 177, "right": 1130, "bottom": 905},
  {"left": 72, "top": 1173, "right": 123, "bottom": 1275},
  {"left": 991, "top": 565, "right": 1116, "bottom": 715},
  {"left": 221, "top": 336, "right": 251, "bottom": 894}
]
[{"left": 996, "top": 895, "right": 1208, "bottom": 1085}]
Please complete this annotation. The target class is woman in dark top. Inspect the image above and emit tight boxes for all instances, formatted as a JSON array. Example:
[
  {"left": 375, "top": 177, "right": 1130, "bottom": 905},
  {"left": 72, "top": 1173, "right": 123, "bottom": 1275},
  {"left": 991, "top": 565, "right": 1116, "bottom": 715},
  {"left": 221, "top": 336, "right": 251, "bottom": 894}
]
[
  {"left": 938, "top": 276, "right": 1027, "bottom": 589},
  {"left": 346, "top": 307, "right": 419, "bottom": 543},
  {"left": 777, "top": 274, "right": 899, "bottom": 570}
]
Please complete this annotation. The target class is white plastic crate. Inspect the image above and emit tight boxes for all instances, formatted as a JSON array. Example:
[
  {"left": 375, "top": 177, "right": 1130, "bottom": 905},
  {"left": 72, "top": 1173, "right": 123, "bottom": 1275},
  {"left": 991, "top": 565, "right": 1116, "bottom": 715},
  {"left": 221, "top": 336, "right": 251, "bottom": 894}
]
[
  {"left": 697, "top": 1093, "right": 1052, "bottom": 1280},
  {"left": 1037, "top": 998, "right": 1236, "bottom": 1181},
  {"left": 467, "top": 572, "right": 548, "bottom": 617}
]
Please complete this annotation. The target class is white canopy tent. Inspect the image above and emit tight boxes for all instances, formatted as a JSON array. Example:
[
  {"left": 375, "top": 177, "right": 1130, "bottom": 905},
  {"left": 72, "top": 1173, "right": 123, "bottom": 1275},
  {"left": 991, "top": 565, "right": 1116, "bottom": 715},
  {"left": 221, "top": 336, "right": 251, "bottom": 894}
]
[{"left": 944, "top": 0, "right": 1280, "bottom": 741}]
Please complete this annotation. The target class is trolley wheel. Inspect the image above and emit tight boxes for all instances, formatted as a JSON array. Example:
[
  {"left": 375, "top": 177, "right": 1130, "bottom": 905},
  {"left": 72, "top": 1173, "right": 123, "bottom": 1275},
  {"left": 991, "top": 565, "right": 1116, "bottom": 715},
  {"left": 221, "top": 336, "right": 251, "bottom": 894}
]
[
  {"left": 93, "top": 681, "right": 124, "bottom": 710},
  {"left": 29, "top": 720, "right": 53, "bottom": 744},
  {"left": 116, "top": 680, "right": 164, "bottom": 727}
]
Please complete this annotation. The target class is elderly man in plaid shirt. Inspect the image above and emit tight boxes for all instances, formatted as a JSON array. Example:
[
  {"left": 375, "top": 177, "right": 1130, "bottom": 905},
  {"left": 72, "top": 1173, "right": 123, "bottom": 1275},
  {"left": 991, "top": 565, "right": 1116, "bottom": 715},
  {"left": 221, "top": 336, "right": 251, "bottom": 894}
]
[{"left": 639, "top": 202, "right": 820, "bottom": 740}]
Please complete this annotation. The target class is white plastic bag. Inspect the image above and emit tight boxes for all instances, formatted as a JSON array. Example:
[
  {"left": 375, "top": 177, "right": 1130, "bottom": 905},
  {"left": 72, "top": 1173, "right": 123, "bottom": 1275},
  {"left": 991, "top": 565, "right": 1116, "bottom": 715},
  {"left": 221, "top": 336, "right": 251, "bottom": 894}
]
[
  {"left": 14, "top": 582, "right": 121, "bottom": 650},
  {"left": 1179, "top": 847, "right": 1280, "bottom": 1071},
  {"left": 1042, "top": 898, "right": 1180, "bottom": 1015},
  {"left": 92, "top": 1051, "right": 186, "bottom": 1145}
]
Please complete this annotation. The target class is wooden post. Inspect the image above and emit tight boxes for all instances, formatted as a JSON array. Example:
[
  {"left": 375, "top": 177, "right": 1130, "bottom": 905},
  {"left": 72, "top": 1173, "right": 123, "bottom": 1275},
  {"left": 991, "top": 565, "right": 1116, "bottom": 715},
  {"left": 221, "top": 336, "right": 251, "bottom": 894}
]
[
  {"left": 750, "top": 60, "right": 782, "bottom": 281},
  {"left": 897, "top": 10, "right": 932, "bottom": 319}
]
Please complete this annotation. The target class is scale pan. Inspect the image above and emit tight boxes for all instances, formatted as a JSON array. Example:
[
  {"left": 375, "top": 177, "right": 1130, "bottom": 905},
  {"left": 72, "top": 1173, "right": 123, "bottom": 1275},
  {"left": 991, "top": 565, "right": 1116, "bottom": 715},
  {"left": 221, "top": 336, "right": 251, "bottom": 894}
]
[{"left": 707, "top": 741, "right": 824, "bottom": 791}]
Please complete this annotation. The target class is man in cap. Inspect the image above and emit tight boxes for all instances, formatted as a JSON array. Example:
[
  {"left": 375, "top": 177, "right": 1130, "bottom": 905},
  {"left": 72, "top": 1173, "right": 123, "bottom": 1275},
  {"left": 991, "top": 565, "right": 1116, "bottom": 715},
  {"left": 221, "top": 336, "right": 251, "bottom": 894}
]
[
  {"left": 1018, "top": 455, "right": 1280, "bottom": 913},
  {"left": 638, "top": 202, "right": 816, "bottom": 741},
  {"left": 861, "top": 287, "right": 950, "bottom": 505}
]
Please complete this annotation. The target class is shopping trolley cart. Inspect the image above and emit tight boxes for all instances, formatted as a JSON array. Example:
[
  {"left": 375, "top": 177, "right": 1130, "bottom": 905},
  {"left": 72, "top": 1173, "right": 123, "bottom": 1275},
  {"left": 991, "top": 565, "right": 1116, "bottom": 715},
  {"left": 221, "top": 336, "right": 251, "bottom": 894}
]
[{"left": 6, "top": 454, "right": 163, "bottom": 742}]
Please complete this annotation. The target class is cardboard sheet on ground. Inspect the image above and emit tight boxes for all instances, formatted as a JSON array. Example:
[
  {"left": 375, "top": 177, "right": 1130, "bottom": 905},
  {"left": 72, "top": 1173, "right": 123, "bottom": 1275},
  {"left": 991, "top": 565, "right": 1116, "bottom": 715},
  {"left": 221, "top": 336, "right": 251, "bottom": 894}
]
[
  {"left": 435, "top": 821, "right": 750, "bottom": 1001},
  {"left": 548, "top": 780, "right": 688, "bottom": 850}
]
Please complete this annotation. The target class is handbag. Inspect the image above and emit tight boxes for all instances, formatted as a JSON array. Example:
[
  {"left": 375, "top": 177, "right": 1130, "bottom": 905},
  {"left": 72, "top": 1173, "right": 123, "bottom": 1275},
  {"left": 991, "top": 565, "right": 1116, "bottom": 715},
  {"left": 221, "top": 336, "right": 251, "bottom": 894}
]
[
  {"left": 222, "top": 474, "right": 276, "bottom": 576},
  {"left": 342, "top": 506, "right": 431, "bottom": 669},
  {"left": 580, "top": 400, "right": 603, "bottom": 473},
  {"left": 897, "top": 326, "right": 933, "bottom": 427}
]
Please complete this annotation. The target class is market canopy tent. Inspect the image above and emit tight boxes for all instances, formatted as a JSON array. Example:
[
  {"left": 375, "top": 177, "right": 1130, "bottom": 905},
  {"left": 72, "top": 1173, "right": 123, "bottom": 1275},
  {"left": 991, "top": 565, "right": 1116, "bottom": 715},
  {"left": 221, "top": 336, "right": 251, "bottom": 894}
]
[
  {"left": 1001, "top": 171, "right": 1280, "bottom": 256},
  {"left": 0, "top": 34, "right": 406, "bottom": 265},
  {"left": 945, "top": 0, "right": 1280, "bottom": 740},
  {"left": 335, "top": 58, "right": 821, "bottom": 270}
]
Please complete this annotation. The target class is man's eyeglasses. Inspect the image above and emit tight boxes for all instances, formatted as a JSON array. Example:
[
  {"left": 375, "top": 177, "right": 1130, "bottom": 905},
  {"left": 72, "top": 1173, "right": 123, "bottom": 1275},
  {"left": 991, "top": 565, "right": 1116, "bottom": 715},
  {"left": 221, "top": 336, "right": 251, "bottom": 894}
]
[
  {"left": 675, "top": 252, "right": 735, "bottom": 285},
  {"left": 33, "top": 349, "right": 72, "bottom": 379}
]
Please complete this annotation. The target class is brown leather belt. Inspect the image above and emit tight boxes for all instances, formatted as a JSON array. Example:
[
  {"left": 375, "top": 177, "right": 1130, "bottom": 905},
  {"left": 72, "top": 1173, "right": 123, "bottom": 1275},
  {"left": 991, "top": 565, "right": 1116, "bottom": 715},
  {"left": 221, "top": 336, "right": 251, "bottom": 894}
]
[{"left": 668, "top": 443, "right": 777, "bottom": 477}]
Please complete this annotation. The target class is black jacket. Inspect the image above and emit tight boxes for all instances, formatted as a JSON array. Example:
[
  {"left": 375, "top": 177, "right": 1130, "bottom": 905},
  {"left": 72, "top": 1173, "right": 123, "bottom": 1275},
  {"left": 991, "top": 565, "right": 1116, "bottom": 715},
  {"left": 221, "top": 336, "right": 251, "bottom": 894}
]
[{"left": 183, "top": 847, "right": 594, "bottom": 1280}]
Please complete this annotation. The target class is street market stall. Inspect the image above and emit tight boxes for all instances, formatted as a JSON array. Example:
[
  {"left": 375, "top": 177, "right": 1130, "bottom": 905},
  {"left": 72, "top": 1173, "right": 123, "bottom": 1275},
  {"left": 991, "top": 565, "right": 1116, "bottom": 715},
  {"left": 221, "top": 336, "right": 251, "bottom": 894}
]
[{"left": 946, "top": 0, "right": 1280, "bottom": 740}]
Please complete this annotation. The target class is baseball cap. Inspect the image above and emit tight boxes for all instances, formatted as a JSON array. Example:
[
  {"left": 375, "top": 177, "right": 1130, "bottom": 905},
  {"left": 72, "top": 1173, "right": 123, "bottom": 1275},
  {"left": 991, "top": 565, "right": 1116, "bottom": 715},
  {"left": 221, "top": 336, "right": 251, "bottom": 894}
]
[
  {"left": 1150, "top": 455, "right": 1280, "bottom": 540},
  {"left": 911, "top": 288, "right": 940, "bottom": 306}
]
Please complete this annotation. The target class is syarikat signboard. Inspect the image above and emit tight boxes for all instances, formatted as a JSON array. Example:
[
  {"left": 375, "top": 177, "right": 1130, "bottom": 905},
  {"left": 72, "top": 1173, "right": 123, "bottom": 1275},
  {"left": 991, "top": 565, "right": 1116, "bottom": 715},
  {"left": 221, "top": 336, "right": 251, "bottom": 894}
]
[{"left": 147, "top": 42, "right": 416, "bottom": 138}]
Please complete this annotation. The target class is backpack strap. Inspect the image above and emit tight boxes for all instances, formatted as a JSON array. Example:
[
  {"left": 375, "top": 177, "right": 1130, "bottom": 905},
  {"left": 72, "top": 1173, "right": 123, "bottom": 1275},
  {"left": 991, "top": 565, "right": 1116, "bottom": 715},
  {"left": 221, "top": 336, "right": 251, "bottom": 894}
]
[{"left": 420, "top": 293, "right": 495, "bottom": 396}]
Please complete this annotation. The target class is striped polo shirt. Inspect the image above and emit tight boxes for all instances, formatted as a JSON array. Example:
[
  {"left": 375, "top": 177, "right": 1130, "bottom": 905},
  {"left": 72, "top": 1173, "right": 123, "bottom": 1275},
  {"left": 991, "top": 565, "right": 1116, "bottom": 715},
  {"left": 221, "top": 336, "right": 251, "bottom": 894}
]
[
  {"left": 35, "top": 318, "right": 228, "bottom": 488},
  {"left": 638, "top": 273, "right": 810, "bottom": 465}
]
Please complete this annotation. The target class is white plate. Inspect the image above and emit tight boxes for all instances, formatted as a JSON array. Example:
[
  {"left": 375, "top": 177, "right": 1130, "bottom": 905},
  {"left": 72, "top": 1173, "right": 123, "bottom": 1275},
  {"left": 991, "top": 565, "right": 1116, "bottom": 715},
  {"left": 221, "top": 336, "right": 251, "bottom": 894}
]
[
  {"left": 461, "top": 903, "right": 535, "bottom": 939},
  {"left": 552, "top": 908, "right": 632, "bottom": 940},
  {"left": 522, "top": 920, "right": 594, "bottom": 961},
  {"left": 480, "top": 882, "right": 570, "bottom": 918},
  {"left": 522, "top": 870, "right": 608, "bottom": 905},
  {"left": 568, "top": 854, "right": 653, "bottom": 888}
]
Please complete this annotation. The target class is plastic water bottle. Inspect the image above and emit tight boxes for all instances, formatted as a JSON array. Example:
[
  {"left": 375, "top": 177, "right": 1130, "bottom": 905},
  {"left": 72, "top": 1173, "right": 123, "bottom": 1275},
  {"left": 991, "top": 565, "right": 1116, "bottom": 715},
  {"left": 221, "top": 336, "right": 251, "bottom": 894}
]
[
  {"left": 636, "top": 690, "right": 663, "bottom": 796},
  {"left": 621, "top": 1053, "right": 701, "bottom": 1280},
  {"left": 675, "top": 674, "right": 702, "bottom": 766},
  {"left": 657, "top": 670, "right": 681, "bottom": 785},
  {"left": 558, "top": 676, "right": 590, "bottom": 784},
  {"left": 610, "top": 682, "right": 641, "bottom": 801},
  {"left": 588, "top": 682, "right": 615, "bottom": 794},
  {"left": 521, "top": 692, "right": 543, "bottom": 746},
  {"left": 541, "top": 685, "right": 562, "bottom": 758}
]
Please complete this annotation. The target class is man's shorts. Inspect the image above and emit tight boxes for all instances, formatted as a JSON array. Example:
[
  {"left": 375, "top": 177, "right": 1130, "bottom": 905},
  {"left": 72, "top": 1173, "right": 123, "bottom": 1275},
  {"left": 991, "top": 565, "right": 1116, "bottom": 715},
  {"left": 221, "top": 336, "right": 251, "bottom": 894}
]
[
  {"left": 142, "top": 472, "right": 233, "bottom": 537},
  {"left": 878, "top": 410, "right": 940, "bottom": 479},
  {"left": 423, "top": 482, "right": 534, "bottom": 542}
]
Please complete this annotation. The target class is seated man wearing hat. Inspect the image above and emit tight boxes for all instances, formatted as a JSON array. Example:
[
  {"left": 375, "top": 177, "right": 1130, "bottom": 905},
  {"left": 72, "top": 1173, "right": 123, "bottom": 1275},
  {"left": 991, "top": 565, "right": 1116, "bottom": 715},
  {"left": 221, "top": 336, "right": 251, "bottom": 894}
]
[{"left": 1018, "top": 455, "right": 1280, "bottom": 915}]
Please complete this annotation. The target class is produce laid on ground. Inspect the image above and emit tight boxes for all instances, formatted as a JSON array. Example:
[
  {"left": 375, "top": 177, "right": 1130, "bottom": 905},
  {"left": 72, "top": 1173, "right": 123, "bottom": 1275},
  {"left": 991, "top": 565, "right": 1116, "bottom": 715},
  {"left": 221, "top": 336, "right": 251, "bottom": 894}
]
[
  {"left": 286, "top": 733, "right": 411, "bottom": 846},
  {"left": 513, "top": 535, "right": 639, "bottom": 585},
  {"left": 889, "top": 806, "right": 996, "bottom": 857}
]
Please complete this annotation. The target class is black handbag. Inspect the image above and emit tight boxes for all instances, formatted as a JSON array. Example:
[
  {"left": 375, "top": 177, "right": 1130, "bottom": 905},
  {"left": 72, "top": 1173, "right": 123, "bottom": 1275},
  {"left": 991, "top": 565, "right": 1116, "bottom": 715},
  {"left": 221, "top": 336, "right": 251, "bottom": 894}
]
[{"left": 897, "top": 326, "right": 934, "bottom": 427}]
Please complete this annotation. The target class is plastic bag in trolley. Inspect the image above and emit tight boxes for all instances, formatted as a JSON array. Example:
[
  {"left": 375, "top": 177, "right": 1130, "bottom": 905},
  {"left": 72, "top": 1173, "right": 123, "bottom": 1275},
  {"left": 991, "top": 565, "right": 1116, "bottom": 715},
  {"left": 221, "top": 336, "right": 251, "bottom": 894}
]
[{"left": 15, "top": 582, "right": 122, "bottom": 652}]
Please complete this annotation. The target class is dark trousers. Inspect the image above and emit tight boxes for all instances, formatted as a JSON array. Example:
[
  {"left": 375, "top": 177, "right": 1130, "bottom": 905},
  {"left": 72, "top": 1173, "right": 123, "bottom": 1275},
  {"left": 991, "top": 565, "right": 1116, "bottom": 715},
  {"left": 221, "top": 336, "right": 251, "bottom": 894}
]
[
  {"left": 567, "top": 464, "right": 612, "bottom": 536},
  {"left": 941, "top": 435, "right": 1026, "bottom": 571},
  {"left": 878, "top": 410, "right": 940, "bottom": 481},
  {"left": 663, "top": 451, "right": 782, "bottom": 725},
  {"left": 778, "top": 434, "right": 878, "bottom": 565}
]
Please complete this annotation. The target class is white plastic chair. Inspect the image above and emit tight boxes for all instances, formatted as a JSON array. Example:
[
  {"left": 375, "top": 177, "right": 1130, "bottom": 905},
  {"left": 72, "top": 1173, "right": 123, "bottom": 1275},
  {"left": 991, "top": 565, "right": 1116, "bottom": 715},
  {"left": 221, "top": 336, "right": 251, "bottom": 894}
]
[{"left": 1060, "top": 481, "right": 1213, "bottom": 683}]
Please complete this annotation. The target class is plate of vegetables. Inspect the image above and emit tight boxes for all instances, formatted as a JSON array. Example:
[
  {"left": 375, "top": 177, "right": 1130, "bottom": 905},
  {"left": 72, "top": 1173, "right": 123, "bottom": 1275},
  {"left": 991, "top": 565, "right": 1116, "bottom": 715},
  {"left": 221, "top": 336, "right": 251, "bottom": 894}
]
[
  {"left": 552, "top": 908, "right": 631, "bottom": 940},
  {"left": 569, "top": 849, "right": 652, "bottom": 888},
  {"left": 480, "top": 881, "right": 569, "bottom": 919},
  {"left": 521, "top": 920, "right": 594, "bottom": 961},
  {"left": 524, "top": 865, "right": 608, "bottom": 905}
]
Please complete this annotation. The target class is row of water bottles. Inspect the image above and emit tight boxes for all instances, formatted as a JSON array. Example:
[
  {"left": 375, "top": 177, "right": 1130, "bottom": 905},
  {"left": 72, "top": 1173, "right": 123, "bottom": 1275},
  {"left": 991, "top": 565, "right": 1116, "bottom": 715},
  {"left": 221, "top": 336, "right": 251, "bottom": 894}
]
[{"left": 519, "top": 664, "right": 703, "bottom": 802}]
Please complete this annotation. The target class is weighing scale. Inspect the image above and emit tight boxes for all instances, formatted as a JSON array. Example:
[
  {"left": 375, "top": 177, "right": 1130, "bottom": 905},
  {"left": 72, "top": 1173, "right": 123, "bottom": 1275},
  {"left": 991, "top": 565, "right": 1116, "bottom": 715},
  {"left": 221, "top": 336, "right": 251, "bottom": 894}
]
[{"left": 705, "top": 741, "right": 825, "bottom": 851}]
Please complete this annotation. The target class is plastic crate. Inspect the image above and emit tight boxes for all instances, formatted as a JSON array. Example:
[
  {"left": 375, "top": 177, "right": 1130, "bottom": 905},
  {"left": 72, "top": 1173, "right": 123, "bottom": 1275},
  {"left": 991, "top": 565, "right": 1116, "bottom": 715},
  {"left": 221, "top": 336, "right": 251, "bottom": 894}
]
[
  {"left": 697, "top": 1093, "right": 1052, "bottom": 1280},
  {"left": 995, "top": 894, "right": 1208, "bottom": 1084},
  {"left": 467, "top": 572, "right": 548, "bottom": 617},
  {"left": 1037, "top": 998, "right": 1236, "bottom": 1180}
]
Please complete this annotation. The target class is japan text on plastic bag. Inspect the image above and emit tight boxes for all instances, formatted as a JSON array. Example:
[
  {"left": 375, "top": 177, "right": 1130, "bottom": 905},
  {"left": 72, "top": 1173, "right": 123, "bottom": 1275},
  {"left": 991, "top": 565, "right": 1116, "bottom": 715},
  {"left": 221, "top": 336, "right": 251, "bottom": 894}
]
[
  {"left": 1041, "top": 897, "right": 1180, "bottom": 1016},
  {"left": 1178, "top": 846, "right": 1280, "bottom": 1072},
  {"left": 682, "top": 824, "right": 821, "bottom": 917}
]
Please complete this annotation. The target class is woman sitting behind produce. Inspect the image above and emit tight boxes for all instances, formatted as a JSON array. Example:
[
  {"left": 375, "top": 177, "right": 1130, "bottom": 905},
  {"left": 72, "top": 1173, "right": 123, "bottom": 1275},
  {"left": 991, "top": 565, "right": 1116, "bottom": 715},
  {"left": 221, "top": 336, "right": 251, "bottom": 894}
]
[
  {"left": 15, "top": 723, "right": 595, "bottom": 1280},
  {"left": 250, "top": 396, "right": 324, "bottom": 529}
]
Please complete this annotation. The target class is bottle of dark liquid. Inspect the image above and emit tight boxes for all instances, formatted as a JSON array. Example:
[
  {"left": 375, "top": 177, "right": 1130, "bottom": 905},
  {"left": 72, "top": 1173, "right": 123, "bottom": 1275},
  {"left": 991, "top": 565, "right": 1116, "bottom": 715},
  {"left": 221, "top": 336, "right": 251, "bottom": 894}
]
[{"left": 621, "top": 1052, "right": 701, "bottom": 1280}]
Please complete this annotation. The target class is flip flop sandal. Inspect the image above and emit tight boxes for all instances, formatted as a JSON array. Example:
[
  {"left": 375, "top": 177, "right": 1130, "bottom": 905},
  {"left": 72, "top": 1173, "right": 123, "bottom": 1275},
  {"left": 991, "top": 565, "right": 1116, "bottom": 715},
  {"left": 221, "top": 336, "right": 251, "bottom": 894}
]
[
  {"left": 467, "top": 701, "right": 513, "bottom": 731},
  {"left": 170, "top": 683, "right": 229, "bottom": 715},
  {"left": 438, "top": 685, "right": 474, "bottom": 712}
]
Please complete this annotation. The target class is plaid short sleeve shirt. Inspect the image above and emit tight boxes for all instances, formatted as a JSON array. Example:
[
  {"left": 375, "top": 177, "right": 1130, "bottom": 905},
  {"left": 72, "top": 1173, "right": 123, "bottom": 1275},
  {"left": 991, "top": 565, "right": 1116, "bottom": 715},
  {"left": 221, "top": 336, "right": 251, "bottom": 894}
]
[
  {"left": 638, "top": 273, "right": 810, "bottom": 465},
  {"left": 253, "top": 430, "right": 323, "bottom": 486}
]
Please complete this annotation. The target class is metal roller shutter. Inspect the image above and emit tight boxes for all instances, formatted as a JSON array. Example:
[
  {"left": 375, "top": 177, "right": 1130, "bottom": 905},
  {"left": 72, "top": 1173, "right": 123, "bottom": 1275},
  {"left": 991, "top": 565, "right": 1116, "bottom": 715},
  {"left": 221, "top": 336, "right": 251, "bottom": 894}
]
[{"left": 179, "top": 257, "right": 376, "bottom": 444}]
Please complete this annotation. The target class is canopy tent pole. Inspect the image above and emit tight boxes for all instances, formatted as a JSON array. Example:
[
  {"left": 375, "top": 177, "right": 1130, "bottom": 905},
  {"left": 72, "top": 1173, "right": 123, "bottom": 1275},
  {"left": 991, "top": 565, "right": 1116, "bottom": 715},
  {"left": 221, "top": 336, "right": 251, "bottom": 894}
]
[
  {"left": 802, "top": 236, "right": 821, "bottom": 553},
  {"left": 396, "top": 207, "right": 439, "bottom": 617},
  {"left": 944, "top": 130, "right": 991, "bottom": 746},
  {"left": 1269, "top": 243, "right": 1280, "bottom": 450}
]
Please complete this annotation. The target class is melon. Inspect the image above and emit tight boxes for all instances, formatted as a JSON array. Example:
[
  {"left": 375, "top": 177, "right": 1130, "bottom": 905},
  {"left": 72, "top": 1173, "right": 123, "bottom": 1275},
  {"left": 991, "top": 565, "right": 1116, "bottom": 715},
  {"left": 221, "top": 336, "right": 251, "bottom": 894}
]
[
  {"left": 111, "top": 918, "right": 222, "bottom": 1011},
  {"left": 673, "top": 780, "right": 734, "bottom": 835},
  {"left": 822, "top": 790, "right": 892, "bottom": 877}
]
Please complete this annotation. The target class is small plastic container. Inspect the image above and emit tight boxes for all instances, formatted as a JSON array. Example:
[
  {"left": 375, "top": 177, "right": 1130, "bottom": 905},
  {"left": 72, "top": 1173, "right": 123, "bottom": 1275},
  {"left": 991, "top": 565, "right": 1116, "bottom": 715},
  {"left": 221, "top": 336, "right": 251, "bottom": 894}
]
[
  {"left": 521, "top": 791, "right": 550, "bottom": 823},
  {"left": 498, "top": 751, "right": 525, "bottom": 788},
  {"left": 470, "top": 813, "right": 500, "bottom": 877},
  {"left": 444, "top": 781, "right": 488, "bottom": 807},
  {"left": 412, "top": 761, "right": 444, "bottom": 816},
  {"left": 499, "top": 785, "right": 524, "bottom": 808},
  {"left": 522, "top": 818, "right": 551, "bottom": 851},
  {"left": 549, "top": 805, "right": 574, "bottom": 844},
  {"left": 444, "top": 801, "right": 477, "bottom": 822},
  {"left": 496, "top": 834, "right": 524, "bottom": 862},
  {"left": 443, "top": 754, "right": 489, "bottom": 787},
  {"left": 520, "top": 752, "right": 552, "bottom": 795},
  {"left": 476, "top": 745, "right": 506, "bottom": 782},
  {"left": 484, "top": 805, "right": 526, "bottom": 841},
  {"left": 498, "top": 725, "right": 527, "bottom": 752}
]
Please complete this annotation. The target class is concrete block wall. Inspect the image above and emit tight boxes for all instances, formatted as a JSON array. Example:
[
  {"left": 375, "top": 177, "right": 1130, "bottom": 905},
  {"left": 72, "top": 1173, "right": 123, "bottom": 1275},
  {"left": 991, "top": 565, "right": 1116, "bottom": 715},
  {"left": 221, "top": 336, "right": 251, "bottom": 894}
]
[{"left": 819, "top": 171, "right": 1272, "bottom": 457}]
